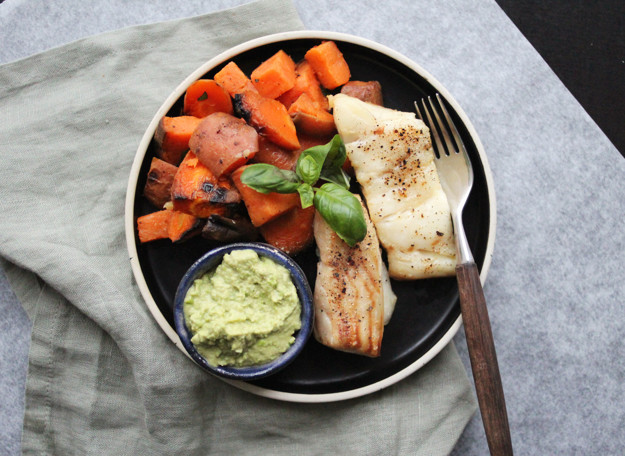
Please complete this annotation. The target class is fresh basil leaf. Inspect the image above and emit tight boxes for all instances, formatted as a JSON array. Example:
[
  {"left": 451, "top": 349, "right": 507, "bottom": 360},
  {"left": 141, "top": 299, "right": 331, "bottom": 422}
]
[
  {"left": 296, "top": 155, "right": 321, "bottom": 185},
  {"left": 297, "top": 183, "right": 315, "bottom": 208},
  {"left": 321, "top": 134, "right": 347, "bottom": 172},
  {"left": 314, "top": 183, "right": 367, "bottom": 246},
  {"left": 240, "top": 164, "right": 300, "bottom": 194},
  {"left": 320, "top": 166, "right": 351, "bottom": 189},
  {"left": 197, "top": 91, "right": 208, "bottom": 101}
]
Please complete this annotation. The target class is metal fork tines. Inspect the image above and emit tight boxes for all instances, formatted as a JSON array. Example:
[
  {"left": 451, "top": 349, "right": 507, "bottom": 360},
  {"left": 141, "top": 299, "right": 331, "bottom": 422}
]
[{"left": 414, "top": 94, "right": 474, "bottom": 264}]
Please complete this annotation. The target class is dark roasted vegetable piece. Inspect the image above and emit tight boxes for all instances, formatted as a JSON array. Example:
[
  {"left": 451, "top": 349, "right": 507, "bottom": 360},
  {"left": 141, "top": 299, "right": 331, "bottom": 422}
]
[
  {"left": 202, "top": 214, "right": 259, "bottom": 242},
  {"left": 340, "top": 81, "right": 383, "bottom": 106},
  {"left": 143, "top": 157, "right": 178, "bottom": 208}
]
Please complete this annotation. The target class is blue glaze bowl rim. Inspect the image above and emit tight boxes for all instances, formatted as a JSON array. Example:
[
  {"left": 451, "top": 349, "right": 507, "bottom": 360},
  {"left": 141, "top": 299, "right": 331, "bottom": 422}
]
[{"left": 173, "top": 242, "right": 314, "bottom": 380}]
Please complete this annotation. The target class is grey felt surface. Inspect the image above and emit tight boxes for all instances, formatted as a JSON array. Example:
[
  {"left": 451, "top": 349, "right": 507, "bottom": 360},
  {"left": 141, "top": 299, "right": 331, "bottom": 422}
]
[{"left": 1, "top": 0, "right": 624, "bottom": 455}]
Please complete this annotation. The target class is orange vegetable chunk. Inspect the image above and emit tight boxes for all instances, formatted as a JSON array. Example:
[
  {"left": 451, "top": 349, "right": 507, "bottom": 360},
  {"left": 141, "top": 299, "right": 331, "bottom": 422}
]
[
  {"left": 231, "top": 165, "right": 300, "bottom": 227},
  {"left": 168, "top": 211, "right": 202, "bottom": 243},
  {"left": 214, "top": 61, "right": 257, "bottom": 97},
  {"left": 171, "top": 152, "right": 240, "bottom": 218},
  {"left": 250, "top": 50, "right": 297, "bottom": 99},
  {"left": 183, "top": 79, "right": 233, "bottom": 118},
  {"left": 137, "top": 210, "right": 173, "bottom": 243},
  {"left": 278, "top": 60, "right": 329, "bottom": 110},
  {"left": 260, "top": 205, "right": 315, "bottom": 255},
  {"left": 154, "top": 116, "right": 202, "bottom": 165},
  {"left": 233, "top": 90, "right": 300, "bottom": 150},
  {"left": 304, "top": 41, "right": 351, "bottom": 90},
  {"left": 340, "top": 80, "right": 384, "bottom": 106},
  {"left": 288, "top": 93, "right": 337, "bottom": 137},
  {"left": 189, "top": 112, "right": 259, "bottom": 177}
]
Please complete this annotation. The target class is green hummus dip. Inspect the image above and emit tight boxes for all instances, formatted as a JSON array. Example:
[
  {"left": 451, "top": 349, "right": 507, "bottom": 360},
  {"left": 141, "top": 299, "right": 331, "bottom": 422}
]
[{"left": 183, "top": 249, "right": 301, "bottom": 367}]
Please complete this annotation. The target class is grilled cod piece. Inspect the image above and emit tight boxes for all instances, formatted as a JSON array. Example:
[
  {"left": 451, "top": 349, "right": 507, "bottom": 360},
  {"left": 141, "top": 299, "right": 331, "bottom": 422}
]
[
  {"left": 313, "top": 196, "right": 396, "bottom": 357},
  {"left": 330, "top": 94, "right": 456, "bottom": 280}
]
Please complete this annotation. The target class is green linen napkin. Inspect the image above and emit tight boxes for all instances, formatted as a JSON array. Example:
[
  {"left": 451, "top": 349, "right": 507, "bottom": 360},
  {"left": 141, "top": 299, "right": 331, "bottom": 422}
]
[{"left": 0, "top": 0, "right": 476, "bottom": 454}]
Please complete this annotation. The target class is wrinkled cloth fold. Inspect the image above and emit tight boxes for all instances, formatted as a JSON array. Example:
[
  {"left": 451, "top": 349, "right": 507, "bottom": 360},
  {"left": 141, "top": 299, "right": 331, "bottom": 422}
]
[{"left": 0, "top": 0, "right": 476, "bottom": 454}]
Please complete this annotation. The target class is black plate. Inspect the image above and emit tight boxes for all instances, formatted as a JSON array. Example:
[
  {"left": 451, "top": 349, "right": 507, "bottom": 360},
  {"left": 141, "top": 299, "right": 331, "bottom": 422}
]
[{"left": 131, "top": 34, "right": 493, "bottom": 397}]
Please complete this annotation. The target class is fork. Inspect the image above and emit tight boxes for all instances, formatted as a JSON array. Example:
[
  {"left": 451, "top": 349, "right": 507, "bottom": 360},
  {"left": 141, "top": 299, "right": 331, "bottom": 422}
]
[{"left": 415, "top": 94, "right": 513, "bottom": 456}]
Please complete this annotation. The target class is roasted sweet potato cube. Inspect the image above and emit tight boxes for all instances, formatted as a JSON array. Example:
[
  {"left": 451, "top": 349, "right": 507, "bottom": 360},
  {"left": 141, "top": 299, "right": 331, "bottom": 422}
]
[
  {"left": 143, "top": 157, "right": 178, "bottom": 208},
  {"left": 171, "top": 152, "right": 241, "bottom": 218}
]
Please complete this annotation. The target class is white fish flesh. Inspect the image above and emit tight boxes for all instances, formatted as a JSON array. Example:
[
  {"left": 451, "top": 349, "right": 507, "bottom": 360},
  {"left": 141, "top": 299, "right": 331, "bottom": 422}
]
[
  {"left": 330, "top": 94, "right": 456, "bottom": 280},
  {"left": 312, "top": 196, "right": 396, "bottom": 357}
]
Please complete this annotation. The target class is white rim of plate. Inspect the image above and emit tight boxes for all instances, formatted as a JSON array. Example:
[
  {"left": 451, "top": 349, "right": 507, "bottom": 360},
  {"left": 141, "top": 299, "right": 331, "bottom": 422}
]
[{"left": 124, "top": 30, "right": 497, "bottom": 403}]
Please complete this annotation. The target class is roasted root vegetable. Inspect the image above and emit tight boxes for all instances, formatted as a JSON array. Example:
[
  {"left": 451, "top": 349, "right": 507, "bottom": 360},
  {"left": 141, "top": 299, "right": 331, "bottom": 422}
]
[
  {"left": 278, "top": 60, "right": 329, "bottom": 110},
  {"left": 214, "top": 61, "right": 257, "bottom": 97},
  {"left": 304, "top": 41, "right": 351, "bottom": 90},
  {"left": 137, "top": 210, "right": 172, "bottom": 243},
  {"left": 189, "top": 112, "right": 259, "bottom": 177},
  {"left": 183, "top": 79, "right": 233, "bottom": 118},
  {"left": 231, "top": 165, "right": 300, "bottom": 226},
  {"left": 233, "top": 90, "right": 300, "bottom": 150},
  {"left": 288, "top": 93, "right": 336, "bottom": 137},
  {"left": 252, "top": 136, "right": 298, "bottom": 170},
  {"left": 202, "top": 214, "right": 259, "bottom": 242},
  {"left": 154, "top": 116, "right": 202, "bottom": 165},
  {"left": 260, "top": 205, "right": 315, "bottom": 255},
  {"left": 171, "top": 151, "right": 240, "bottom": 218},
  {"left": 168, "top": 211, "right": 202, "bottom": 243},
  {"left": 250, "top": 50, "right": 297, "bottom": 99},
  {"left": 143, "top": 157, "right": 178, "bottom": 208},
  {"left": 340, "top": 80, "right": 383, "bottom": 106}
]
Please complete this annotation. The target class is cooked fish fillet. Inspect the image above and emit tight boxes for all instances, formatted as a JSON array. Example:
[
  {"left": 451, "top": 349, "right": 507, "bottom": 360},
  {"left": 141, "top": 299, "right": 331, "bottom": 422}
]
[
  {"left": 330, "top": 94, "right": 456, "bottom": 280},
  {"left": 313, "top": 196, "right": 395, "bottom": 357}
]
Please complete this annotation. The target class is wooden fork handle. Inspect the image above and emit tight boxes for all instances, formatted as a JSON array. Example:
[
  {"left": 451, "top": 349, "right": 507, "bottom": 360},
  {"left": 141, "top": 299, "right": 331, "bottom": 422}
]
[{"left": 457, "top": 262, "right": 513, "bottom": 456}]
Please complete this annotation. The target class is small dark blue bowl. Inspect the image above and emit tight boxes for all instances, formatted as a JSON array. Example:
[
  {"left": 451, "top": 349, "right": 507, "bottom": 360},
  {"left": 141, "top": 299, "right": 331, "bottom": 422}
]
[{"left": 173, "top": 242, "right": 314, "bottom": 381}]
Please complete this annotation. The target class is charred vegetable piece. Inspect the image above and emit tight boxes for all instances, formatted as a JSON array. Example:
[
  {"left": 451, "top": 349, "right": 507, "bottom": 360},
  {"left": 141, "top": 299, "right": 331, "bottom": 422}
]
[
  {"left": 250, "top": 50, "right": 297, "bottom": 99},
  {"left": 202, "top": 214, "right": 259, "bottom": 242},
  {"left": 171, "top": 151, "right": 240, "bottom": 218},
  {"left": 252, "top": 136, "right": 298, "bottom": 170},
  {"left": 168, "top": 211, "right": 203, "bottom": 243},
  {"left": 231, "top": 165, "right": 300, "bottom": 227},
  {"left": 260, "top": 205, "right": 315, "bottom": 255},
  {"left": 304, "top": 41, "right": 351, "bottom": 90},
  {"left": 340, "top": 81, "right": 384, "bottom": 106},
  {"left": 143, "top": 157, "right": 178, "bottom": 208},
  {"left": 183, "top": 79, "right": 234, "bottom": 118},
  {"left": 189, "top": 112, "right": 259, "bottom": 178},
  {"left": 137, "top": 210, "right": 172, "bottom": 243},
  {"left": 154, "top": 116, "right": 202, "bottom": 165},
  {"left": 233, "top": 90, "right": 300, "bottom": 151},
  {"left": 214, "top": 61, "right": 257, "bottom": 97},
  {"left": 288, "top": 93, "right": 337, "bottom": 137}
]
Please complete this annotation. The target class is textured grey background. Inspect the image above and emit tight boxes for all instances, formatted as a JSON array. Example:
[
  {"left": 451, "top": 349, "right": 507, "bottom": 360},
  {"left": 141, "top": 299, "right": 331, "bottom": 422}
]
[{"left": 2, "top": 0, "right": 624, "bottom": 454}]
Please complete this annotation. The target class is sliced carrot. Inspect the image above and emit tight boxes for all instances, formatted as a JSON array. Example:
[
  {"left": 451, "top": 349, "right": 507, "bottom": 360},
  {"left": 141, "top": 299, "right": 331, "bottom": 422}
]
[
  {"left": 304, "top": 41, "right": 351, "bottom": 90},
  {"left": 288, "top": 93, "right": 337, "bottom": 137},
  {"left": 340, "top": 80, "right": 383, "bottom": 106},
  {"left": 231, "top": 165, "right": 300, "bottom": 227},
  {"left": 252, "top": 136, "right": 298, "bottom": 170},
  {"left": 143, "top": 157, "right": 178, "bottom": 208},
  {"left": 260, "top": 205, "right": 315, "bottom": 255},
  {"left": 233, "top": 90, "right": 300, "bottom": 150},
  {"left": 278, "top": 60, "right": 329, "bottom": 110},
  {"left": 214, "top": 61, "right": 257, "bottom": 97},
  {"left": 171, "top": 152, "right": 240, "bottom": 218},
  {"left": 183, "top": 79, "right": 233, "bottom": 118},
  {"left": 250, "top": 50, "right": 297, "bottom": 99},
  {"left": 137, "top": 210, "right": 173, "bottom": 243},
  {"left": 189, "top": 112, "right": 259, "bottom": 177},
  {"left": 168, "top": 211, "right": 202, "bottom": 243},
  {"left": 154, "top": 116, "right": 202, "bottom": 165}
]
